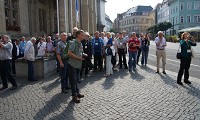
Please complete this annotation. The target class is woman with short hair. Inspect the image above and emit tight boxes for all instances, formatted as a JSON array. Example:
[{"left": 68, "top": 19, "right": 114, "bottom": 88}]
[{"left": 177, "top": 32, "right": 197, "bottom": 85}]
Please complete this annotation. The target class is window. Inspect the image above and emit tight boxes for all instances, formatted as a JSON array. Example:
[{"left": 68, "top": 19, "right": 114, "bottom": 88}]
[
  {"left": 141, "top": 18, "right": 144, "bottom": 23},
  {"left": 180, "top": 16, "right": 184, "bottom": 23},
  {"left": 194, "top": 2, "right": 200, "bottom": 10},
  {"left": 187, "top": 16, "right": 191, "bottom": 23},
  {"left": 187, "top": 3, "right": 192, "bottom": 10},
  {"left": 173, "top": 8, "right": 175, "bottom": 14},
  {"left": 180, "top": 3, "right": 184, "bottom": 11},
  {"left": 176, "top": 6, "right": 178, "bottom": 12},
  {"left": 133, "top": 19, "right": 135, "bottom": 23},
  {"left": 4, "top": 0, "right": 20, "bottom": 31},
  {"left": 194, "top": 15, "right": 200, "bottom": 23},
  {"left": 176, "top": 16, "right": 178, "bottom": 24}
]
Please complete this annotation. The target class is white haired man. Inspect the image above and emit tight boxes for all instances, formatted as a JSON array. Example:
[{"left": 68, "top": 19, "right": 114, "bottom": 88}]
[
  {"left": 24, "top": 37, "right": 37, "bottom": 81},
  {"left": 155, "top": 31, "right": 167, "bottom": 74}
]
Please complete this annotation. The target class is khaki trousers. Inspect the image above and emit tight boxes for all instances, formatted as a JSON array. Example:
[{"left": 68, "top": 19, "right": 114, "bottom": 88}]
[{"left": 156, "top": 49, "right": 166, "bottom": 71}]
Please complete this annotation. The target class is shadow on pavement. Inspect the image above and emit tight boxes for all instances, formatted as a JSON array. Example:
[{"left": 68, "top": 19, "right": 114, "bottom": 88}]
[
  {"left": 0, "top": 74, "right": 60, "bottom": 98},
  {"left": 49, "top": 101, "right": 75, "bottom": 120},
  {"left": 183, "top": 84, "right": 200, "bottom": 100},
  {"left": 33, "top": 92, "right": 71, "bottom": 120},
  {"left": 42, "top": 77, "right": 60, "bottom": 93},
  {"left": 129, "top": 69, "right": 145, "bottom": 82},
  {"left": 102, "top": 69, "right": 129, "bottom": 90},
  {"left": 158, "top": 73, "right": 178, "bottom": 88}
]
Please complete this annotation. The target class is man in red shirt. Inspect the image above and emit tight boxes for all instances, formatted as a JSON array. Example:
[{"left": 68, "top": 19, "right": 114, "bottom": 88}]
[{"left": 128, "top": 32, "right": 140, "bottom": 71}]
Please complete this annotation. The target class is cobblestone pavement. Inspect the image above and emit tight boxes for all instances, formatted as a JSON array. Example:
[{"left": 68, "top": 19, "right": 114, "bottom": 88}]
[{"left": 0, "top": 65, "right": 200, "bottom": 120}]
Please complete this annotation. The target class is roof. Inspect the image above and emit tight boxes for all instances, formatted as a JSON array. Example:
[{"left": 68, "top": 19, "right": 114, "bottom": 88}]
[
  {"left": 105, "top": 14, "right": 113, "bottom": 23},
  {"left": 123, "top": 5, "right": 153, "bottom": 18}
]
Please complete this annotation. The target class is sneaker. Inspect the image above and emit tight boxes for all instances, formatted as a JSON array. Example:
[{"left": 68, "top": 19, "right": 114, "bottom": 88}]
[
  {"left": 104, "top": 74, "right": 110, "bottom": 77},
  {"left": 163, "top": 71, "right": 166, "bottom": 74},
  {"left": 124, "top": 66, "right": 128, "bottom": 69},
  {"left": 177, "top": 81, "right": 183, "bottom": 85},
  {"left": 72, "top": 96, "right": 80, "bottom": 103},
  {"left": 10, "top": 86, "right": 18, "bottom": 91},
  {"left": 156, "top": 71, "right": 159, "bottom": 73},
  {"left": 0, "top": 87, "right": 8, "bottom": 91},
  {"left": 77, "top": 94, "right": 84, "bottom": 98},
  {"left": 184, "top": 80, "right": 191, "bottom": 84},
  {"left": 61, "top": 89, "right": 68, "bottom": 93}
]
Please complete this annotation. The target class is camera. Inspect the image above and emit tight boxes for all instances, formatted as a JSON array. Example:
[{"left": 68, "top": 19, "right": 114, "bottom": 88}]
[{"left": 82, "top": 53, "right": 88, "bottom": 59}]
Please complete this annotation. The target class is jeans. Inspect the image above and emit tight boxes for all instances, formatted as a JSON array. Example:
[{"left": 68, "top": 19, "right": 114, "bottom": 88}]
[
  {"left": 141, "top": 49, "right": 149, "bottom": 65},
  {"left": 80, "top": 57, "right": 90, "bottom": 77},
  {"left": 111, "top": 54, "right": 116, "bottom": 67},
  {"left": 59, "top": 59, "right": 69, "bottom": 90},
  {"left": 137, "top": 48, "right": 141, "bottom": 64},
  {"left": 128, "top": 51, "right": 138, "bottom": 70},
  {"left": 28, "top": 60, "right": 35, "bottom": 81},
  {"left": 177, "top": 57, "right": 191, "bottom": 82},
  {"left": 94, "top": 53, "right": 103, "bottom": 70},
  {"left": 0, "top": 60, "right": 17, "bottom": 87},
  {"left": 68, "top": 64, "right": 80, "bottom": 96},
  {"left": 118, "top": 49, "right": 127, "bottom": 67}
]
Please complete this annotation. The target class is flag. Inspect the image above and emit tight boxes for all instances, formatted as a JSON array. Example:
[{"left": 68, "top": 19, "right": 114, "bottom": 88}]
[{"left": 76, "top": 0, "right": 79, "bottom": 23}]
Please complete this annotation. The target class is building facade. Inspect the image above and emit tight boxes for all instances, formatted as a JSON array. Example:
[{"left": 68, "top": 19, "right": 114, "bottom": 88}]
[
  {"left": 118, "top": 6, "right": 154, "bottom": 35},
  {"left": 157, "top": 0, "right": 170, "bottom": 23},
  {"left": 168, "top": 0, "right": 200, "bottom": 35},
  {"left": 0, "top": 0, "right": 98, "bottom": 39},
  {"left": 104, "top": 14, "right": 113, "bottom": 32},
  {"left": 97, "top": 0, "right": 106, "bottom": 32}
]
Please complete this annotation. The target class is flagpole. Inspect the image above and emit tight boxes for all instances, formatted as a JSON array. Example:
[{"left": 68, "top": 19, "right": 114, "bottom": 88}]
[
  {"left": 64, "top": 0, "right": 67, "bottom": 33},
  {"left": 70, "top": 0, "right": 73, "bottom": 33},
  {"left": 56, "top": 0, "right": 60, "bottom": 34},
  {"left": 76, "top": 0, "right": 78, "bottom": 27}
]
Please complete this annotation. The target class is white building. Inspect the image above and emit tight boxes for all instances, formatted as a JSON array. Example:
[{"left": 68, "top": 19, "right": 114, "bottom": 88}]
[
  {"left": 97, "top": 0, "right": 106, "bottom": 32},
  {"left": 104, "top": 14, "right": 113, "bottom": 32}
]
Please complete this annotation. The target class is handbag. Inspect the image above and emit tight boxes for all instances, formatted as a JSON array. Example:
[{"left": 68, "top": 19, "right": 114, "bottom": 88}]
[{"left": 176, "top": 44, "right": 182, "bottom": 59}]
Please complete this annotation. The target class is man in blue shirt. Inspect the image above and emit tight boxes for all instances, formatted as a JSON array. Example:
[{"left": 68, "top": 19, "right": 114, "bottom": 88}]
[
  {"left": 91, "top": 31, "right": 104, "bottom": 71},
  {"left": 19, "top": 36, "right": 26, "bottom": 58}
]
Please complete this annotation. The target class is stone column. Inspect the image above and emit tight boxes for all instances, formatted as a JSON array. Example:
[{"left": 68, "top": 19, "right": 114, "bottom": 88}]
[
  {"left": 93, "top": 0, "right": 97, "bottom": 33},
  {"left": 0, "top": 0, "right": 6, "bottom": 34},
  {"left": 81, "top": 0, "right": 89, "bottom": 32},
  {"left": 88, "top": 0, "right": 94, "bottom": 34}
]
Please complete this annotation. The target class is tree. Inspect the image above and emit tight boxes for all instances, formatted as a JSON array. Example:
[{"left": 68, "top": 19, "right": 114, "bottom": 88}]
[{"left": 157, "top": 22, "right": 172, "bottom": 35}]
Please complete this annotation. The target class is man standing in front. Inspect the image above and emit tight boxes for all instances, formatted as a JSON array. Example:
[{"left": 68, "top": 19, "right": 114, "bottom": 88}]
[
  {"left": 155, "top": 31, "right": 167, "bottom": 74},
  {"left": 24, "top": 37, "right": 37, "bottom": 81},
  {"left": 92, "top": 31, "right": 104, "bottom": 72},
  {"left": 68, "top": 30, "right": 85, "bottom": 103},
  {"left": 0, "top": 35, "right": 18, "bottom": 90},
  {"left": 128, "top": 32, "right": 140, "bottom": 71},
  {"left": 117, "top": 33, "right": 128, "bottom": 69},
  {"left": 56, "top": 32, "right": 70, "bottom": 93}
]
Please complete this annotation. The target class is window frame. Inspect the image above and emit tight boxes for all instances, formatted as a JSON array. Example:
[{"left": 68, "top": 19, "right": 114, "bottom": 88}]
[
  {"left": 4, "top": 0, "right": 20, "bottom": 31},
  {"left": 180, "top": 16, "right": 184, "bottom": 23},
  {"left": 187, "top": 15, "right": 191, "bottom": 23},
  {"left": 194, "top": 15, "right": 200, "bottom": 23},
  {"left": 180, "top": 3, "right": 184, "bottom": 11}
]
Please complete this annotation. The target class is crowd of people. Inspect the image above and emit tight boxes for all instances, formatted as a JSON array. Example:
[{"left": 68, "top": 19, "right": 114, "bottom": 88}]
[{"left": 0, "top": 27, "right": 197, "bottom": 103}]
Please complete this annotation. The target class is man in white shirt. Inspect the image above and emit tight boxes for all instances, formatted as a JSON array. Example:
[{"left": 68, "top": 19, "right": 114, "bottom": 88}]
[
  {"left": 37, "top": 38, "right": 46, "bottom": 57},
  {"left": 24, "top": 37, "right": 37, "bottom": 81},
  {"left": 155, "top": 31, "right": 167, "bottom": 74}
]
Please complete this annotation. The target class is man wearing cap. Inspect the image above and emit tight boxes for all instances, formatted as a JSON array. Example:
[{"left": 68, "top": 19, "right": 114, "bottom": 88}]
[{"left": 155, "top": 31, "right": 167, "bottom": 74}]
